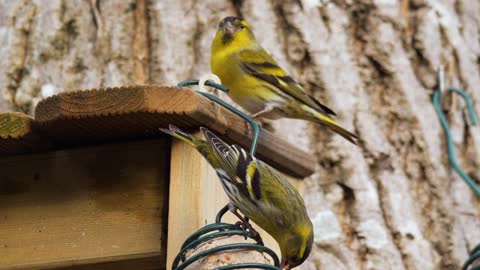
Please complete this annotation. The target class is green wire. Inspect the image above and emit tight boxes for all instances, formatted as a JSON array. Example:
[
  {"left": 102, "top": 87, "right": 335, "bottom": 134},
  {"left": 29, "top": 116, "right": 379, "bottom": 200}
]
[
  {"left": 462, "top": 244, "right": 480, "bottom": 270},
  {"left": 172, "top": 222, "right": 280, "bottom": 270},
  {"left": 174, "top": 243, "right": 280, "bottom": 270},
  {"left": 177, "top": 79, "right": 260, "bottom": 156},
  {"left": 215, "top": 263, "right": 281, "bottom": 270},
  {"left": 432, "top": 87, "right": 480, "bottom": 198}
]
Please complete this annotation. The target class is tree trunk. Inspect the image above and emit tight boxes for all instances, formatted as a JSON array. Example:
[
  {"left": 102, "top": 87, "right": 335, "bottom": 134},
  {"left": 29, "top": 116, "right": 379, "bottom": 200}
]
[{"left": 1, "top": 0, "right": 479, "bottom": 269}]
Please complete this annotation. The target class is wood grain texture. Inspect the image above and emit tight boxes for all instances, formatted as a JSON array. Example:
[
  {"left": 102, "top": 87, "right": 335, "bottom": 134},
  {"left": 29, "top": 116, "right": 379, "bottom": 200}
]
[
  {"left": 34, "top": 85, "right": 315, "bottom": 178},
  {"left": 0, "top": 139, "right": 169, "bottom": 270},
  {"left": 166, "top": 134, "right": 230, "bottom": 269},
  {"left": 0, "top": 112, "right": 50, "bottom": 155}
]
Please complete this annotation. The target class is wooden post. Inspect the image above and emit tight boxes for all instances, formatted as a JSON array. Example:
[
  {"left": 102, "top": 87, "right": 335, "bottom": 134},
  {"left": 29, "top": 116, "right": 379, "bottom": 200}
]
[{"left": 166, "top": 133, "right": 229, "bottom": 269}]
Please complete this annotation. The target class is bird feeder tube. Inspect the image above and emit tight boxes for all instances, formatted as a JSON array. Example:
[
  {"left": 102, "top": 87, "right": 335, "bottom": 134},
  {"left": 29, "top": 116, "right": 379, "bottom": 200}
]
[{"left": 0, "top": 85, "right": 316, "bottom": 270}]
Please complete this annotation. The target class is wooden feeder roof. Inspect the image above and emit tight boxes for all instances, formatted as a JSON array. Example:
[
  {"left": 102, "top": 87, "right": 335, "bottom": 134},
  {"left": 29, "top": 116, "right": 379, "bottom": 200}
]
[{"left": 0, "top": 85, "right": 316, "bottom": 178}]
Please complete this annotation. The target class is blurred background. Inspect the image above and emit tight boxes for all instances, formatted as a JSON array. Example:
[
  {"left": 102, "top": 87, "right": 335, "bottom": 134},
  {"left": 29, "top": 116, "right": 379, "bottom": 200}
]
[{"left": 0, "top": 0, "right": 479, "bottom": 269}]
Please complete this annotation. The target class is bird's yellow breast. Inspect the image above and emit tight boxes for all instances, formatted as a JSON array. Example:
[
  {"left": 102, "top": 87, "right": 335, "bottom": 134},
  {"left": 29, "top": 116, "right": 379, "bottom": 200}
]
[{"left": 211, "top": 50, "right": 281, "bottom": 114}]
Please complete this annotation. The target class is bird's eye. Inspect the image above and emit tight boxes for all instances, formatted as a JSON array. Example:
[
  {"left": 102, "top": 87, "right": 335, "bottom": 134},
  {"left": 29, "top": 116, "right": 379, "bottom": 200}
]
[{"left": 239, "top": 25, "right": 245, "bottom": 29}]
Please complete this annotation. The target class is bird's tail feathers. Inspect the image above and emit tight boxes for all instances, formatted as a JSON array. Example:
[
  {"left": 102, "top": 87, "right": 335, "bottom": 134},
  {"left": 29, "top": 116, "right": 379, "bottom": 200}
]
[
  {"left": 159, "top": 125, "right": 199, "bottom": 147},
  {"left": 326, "top": 122, "right": 358, "bottom": 145},
  {"left": 314, "top": 112, "right": 358, "bottom": 145}
]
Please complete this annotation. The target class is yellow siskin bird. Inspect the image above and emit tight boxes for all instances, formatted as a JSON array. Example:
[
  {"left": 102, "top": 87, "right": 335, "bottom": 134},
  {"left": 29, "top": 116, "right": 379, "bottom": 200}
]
[
  {"left": 211, "top": 16, "right": 357, "bottom": 144},
  {"left": 160, "top": 125, "right": 313, "bottom": 269}
]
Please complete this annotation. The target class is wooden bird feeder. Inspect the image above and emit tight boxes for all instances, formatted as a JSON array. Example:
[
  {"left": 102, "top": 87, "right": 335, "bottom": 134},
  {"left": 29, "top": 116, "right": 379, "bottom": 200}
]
[{"left": 0, "top": 85, "right": 316, "bottom": 270}]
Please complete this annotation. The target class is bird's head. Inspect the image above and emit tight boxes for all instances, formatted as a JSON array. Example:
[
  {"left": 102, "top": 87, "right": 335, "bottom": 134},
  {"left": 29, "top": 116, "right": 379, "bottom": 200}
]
[
  {"left": 279, "top": 224, "right": 314, "bottom": 269},
  {"left": 213, "top": 16, "right": 256, "bottom": 48}
]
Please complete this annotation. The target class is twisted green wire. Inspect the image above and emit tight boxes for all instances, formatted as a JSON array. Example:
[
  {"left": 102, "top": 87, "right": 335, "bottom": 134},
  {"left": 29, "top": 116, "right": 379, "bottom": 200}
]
[
  {"left": 172, "top": 222, "right": 280, "bottom": 270},
  {"left": 175, "top": 243, "right": 280, "bottom": 270},
  {"left": 432, "top": 87, "right": 480, "bottom": 198}
]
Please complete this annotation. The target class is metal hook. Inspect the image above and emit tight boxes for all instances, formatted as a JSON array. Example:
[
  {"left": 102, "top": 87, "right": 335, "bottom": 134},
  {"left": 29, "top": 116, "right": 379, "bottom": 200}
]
[
  {"left": 198, "top": 74, "right": 222, "bottom": 93},
  {"left": 215, "top": 204, "right": 230, "bottom": 223},
  {"left": 178, "top": 78, "right": 260, "bottom": 156},
  {"left": 433, "top": 69, "right": 480, "bottom": 198}
]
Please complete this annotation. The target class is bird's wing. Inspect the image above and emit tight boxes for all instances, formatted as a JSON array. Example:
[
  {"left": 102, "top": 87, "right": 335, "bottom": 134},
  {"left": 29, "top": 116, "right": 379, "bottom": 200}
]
[
  {"left": 256, "top": 162, "right": 304, "bottom": 210},
  {"left": 199, "top": 127, "right": 237, "bottom": 175},
  {"left": 238, "top": 48, "right": 336, "bottom": 116},
  {"left": 200, "top": 127, "right": 306, "bottom": 227},
  {"left": 200, "top": 127, "right": 260, "bottom": 202},
  {"left": 200, "top": 127, "right": 301, "bottom": 208}
]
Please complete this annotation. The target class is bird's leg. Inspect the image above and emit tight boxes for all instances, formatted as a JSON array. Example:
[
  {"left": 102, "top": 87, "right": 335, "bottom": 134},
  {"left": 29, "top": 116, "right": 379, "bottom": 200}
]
[
  {"left": 228, "top": 203, "right": 264, "bottom": 245},
  {"left": 247, "top": 225, "right": 264, "bottom": 245},
  {"left": 251, "top": 108, "right": 269, "bottom": 119},
  {"left": 252, "top": 103, "right": 277, "bottom": 119},
  {"left": 244, "top": 106, "right": 273, "bottom": 135},
  {"left": 228, "top": 203, "right": 249, "bottom": 228}
]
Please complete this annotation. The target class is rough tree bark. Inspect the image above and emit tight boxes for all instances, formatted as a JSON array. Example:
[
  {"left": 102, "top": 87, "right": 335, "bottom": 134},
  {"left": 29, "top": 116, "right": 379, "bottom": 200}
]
[{"left": 0, "top": 0, "right": 479, "bottom": 269}]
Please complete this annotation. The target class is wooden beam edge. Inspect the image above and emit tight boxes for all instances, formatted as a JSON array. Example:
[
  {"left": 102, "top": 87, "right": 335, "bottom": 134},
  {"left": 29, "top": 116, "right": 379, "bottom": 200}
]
[
  {"left": 0, "top": 112, "right": 34, "bottom": 139},
  {"left": 2, "top": 252, "right": 164, "bottom": 270},
  {"left": 0, "top": 112, "right": 51, "bottom": 155},
  {"left": 183, "top": 94, "right": 316, "bottom": 177},
  {"left": 32, "top": 85, "right": 316, "bottom": 177}
]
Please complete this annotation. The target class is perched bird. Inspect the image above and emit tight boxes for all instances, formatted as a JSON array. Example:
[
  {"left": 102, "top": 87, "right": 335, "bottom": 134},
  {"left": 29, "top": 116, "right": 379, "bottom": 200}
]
[
  {"left": 211, "top": 16, "right": 357, "bottom": 144},
  {"left": 161, "top": 125, "right": 313, "bottom": 269}
]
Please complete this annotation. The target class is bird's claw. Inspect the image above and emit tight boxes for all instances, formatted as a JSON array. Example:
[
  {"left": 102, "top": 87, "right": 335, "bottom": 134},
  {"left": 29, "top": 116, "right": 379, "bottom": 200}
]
[
  {"left": 234, "top": 220, "right": 264, "bottom": 245},
  {"left": 249, "top": 228, "right": 264, "bottom": 245},
  {"left": 234, "top": 220, "right": 248, "bottom": 231}
]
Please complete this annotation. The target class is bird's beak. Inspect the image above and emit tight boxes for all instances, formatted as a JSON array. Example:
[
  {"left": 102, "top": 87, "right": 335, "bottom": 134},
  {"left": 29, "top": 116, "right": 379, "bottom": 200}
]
[
  {"left": 221, "top": 20, "right": 235, "bottom": 37},
  {"left": 280, "top": 259, "right": 290, "bottom": 270}
]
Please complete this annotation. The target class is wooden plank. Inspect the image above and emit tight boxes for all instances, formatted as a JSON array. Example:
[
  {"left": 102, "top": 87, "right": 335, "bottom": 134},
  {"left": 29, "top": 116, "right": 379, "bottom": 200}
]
[
  {"left": 34, "top": 85, "right": 315, "bottom": 178},
  {"left": 166, "top": 133, "right": 229, "bottom": 269},
  {"left": 0, "top": 112, "right": 50, "bottom": 155},
  {"left": 14, "top": 254, "right": 163, "bottom": 270},
  {"left": 0, "top": 139, "right": 169, "bottom": 270},
  {"left": 166, "top": 136, "right": 305, "bottom": 269}
]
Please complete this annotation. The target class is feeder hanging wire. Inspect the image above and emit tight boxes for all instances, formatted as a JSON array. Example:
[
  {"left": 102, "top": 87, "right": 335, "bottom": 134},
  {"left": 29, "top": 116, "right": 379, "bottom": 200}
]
[
  {"left": 432, "top": 69, "right": 480, "bottom": 198},
  {"left": 177, "top": 79, "right": 260, "bottom": 156}
]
